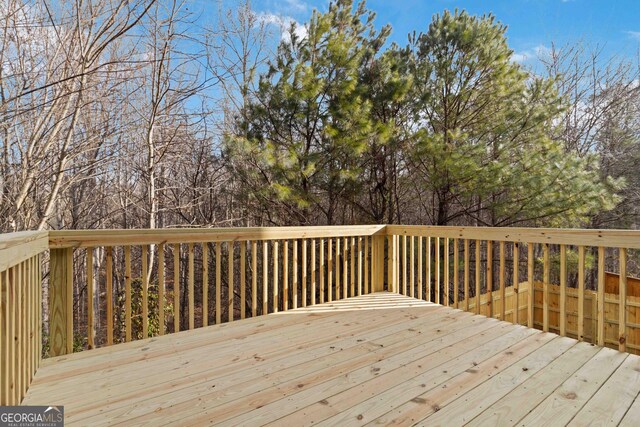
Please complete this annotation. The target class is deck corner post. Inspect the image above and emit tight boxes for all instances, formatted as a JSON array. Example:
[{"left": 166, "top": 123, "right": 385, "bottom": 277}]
[
  {"left": 371, "top": 234, "right": 385, "bottom": 293},
  {"left": 49, "top": 248, "right": 73, "bottom": 356}
]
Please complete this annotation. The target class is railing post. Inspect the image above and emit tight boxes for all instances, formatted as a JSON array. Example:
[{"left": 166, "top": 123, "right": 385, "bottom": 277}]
[
  {"left": 49, "top": 248, "right": 73, "bottom": 356},
  {"left": 387, "top": 234, "right": 397, "bottom": 293},
  {"left": 372, "top": 234, "right": 385, "bottom": 292}
]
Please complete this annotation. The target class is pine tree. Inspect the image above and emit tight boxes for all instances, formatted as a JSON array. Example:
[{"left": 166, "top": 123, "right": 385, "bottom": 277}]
[
  {"left": 225, "top": 0, "right": 386, "bottom": 224},
  {"left": 403, "top": 10, "right": 620, "bottom": 226}
]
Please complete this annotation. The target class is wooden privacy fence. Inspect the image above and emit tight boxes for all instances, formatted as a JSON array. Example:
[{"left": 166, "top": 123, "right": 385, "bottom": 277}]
[
  {"left": 3, "top": 224, "right": 640, "bottom": 405},
  {"left": 386, "top": 225, "right": 640, "bottom": 355},
  {"left": 452, "top": 281, "right": 640, "bottom": 355}
]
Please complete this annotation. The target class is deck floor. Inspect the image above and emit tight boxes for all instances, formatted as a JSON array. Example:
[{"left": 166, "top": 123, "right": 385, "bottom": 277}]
[{"left": 24, "top": 292, "right": 640, "bottom": 426}]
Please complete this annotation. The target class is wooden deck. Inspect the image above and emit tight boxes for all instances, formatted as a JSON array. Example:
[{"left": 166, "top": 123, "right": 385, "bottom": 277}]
[{"left": 23, "top": 292, "right": 640, "bottom": 426}]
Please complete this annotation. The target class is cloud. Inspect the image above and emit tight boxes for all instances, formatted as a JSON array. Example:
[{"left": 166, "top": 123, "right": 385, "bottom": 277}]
[
  {"left": 512, "top": 44, "right": 551, "bottom": 63},
  {"left": 625, "top": 31, "right": 640, "bottom": 40},
  {"left": 283, "top": 0, "right": 308, "bottom": 13},
  {"left": 256, "top": 12, "right": 308, "bottom": 44},
  {"left": 512, "top": 52, "right": 528, "bottom": 63}
]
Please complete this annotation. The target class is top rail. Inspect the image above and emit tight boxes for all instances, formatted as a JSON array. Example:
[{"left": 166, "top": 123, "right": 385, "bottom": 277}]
[
  {"left": 0, "top": 231, "right": 48, "bottom": 271},
  {"left": 386, "top": 225, "right": 640, "bottom": 249},
  {"left": 49, "top": 225, "right": 387, "bottom": 248}
]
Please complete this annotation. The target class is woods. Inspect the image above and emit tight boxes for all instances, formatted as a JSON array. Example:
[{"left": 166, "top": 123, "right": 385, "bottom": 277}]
[{"left": 0, "top": 0, "right": 638, "bottom": 232}]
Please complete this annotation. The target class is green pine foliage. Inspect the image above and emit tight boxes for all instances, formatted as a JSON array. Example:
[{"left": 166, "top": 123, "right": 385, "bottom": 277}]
[
  {"left": 404, "top": 9, "right": 622, "bottom": 226},
  {"left": 226, "top": 4, "right": 622, "bottom": 227},
  {"left": 225, "top": 0, "right": 386, "bottom": 224}
]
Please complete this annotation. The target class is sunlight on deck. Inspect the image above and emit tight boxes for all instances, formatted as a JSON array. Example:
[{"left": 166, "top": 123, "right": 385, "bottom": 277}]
[{"left": 23, "top": 292, "right": 640, "bottom": 426}]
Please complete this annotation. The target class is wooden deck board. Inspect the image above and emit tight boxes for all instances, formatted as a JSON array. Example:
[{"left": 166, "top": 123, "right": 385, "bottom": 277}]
[
  {"left": 29, "top": 304, "right": 447, "bottom": 404},
  {"left": 22, "top": 292, "right": 640, "bottom": 426},
  {"left": 69, "top": 308, "right": 459, "bottom": 424},
  {"left": 466, "top": 341, "right": 601, "bottom": 426}
]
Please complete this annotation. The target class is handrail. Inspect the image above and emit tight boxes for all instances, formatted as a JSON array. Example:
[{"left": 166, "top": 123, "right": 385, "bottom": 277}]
[
  {"left": 49, "top": 225, "right": 387, "bottom": 248},
  {"left": 0, "top": 231, "right": 48, "bottom": 271},
  {"left": 386, "top": 225, "right": 640, "bottom": 249}
]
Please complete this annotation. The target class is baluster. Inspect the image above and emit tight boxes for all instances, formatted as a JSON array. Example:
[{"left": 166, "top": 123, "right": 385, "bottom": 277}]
[
  {"left": 106, "top": 247, "right": 114, "bottom": 344},
  {"left": 312, "top": 239, "right": 317, "bottom": 303},
  {"left": 486, "top": 241, "right": 492, "bottom": 317},
  {"left": 283, "top": 240, "right": 289, "bottom": 310},
  {"left": 1, "top": 270, "right": 6, "bottom": 404},
  {"left": 328, "top": 239, "right": 334, "bottom": 302},
  {"left": 475, "top": 240, "right": 481, "bottom": 315},
  {"left": 513, "top": 243, "right": 519, "bottom": 325},
  {"left": 188, "top": 243, "right": 194, "bottom": 329},
  {"left": 158, "top": 245, "right": 165, "bottom": 334},
  {"left": 402, "top": 234, "right": 409, "bottom": 295},
  {"left": 9, "top": 268, "right": 15, "bottom": 402},
  {"left": 174, "top": 244, "right": 181, "bottom": 332},
  {"left": 216, "top": 243, "right": 221, "bottom": 324},
  {"left": 240, "top": 242, "right": 246, "bottom": 319},
  {"left": 527, "top": 243, "right": 534, "bottom": 329},
  {"left": 320, "top": 239, "right": 325, "bottom": 302},
  {"left": 435, "top": 237, "right": 440, "bottom": 304},
  {"left": 251, "top": 241, "right": 257, "bottom": 317},
  {"left": 334, "top": 238, "right": 339, "bottom": 301},
  {"left": 25, "top": 259, "right": 31, "bottom": 383},
  {"left": 273, "top": 241, "right": 279, "bottom": 313},
  {"left": 293, "top": 240, "right": 298, "bottom": 308},
  {"left": 543, "top": 243, "right": 550, "bottom": 332},
  {"left": 410, "top": 236, "right": 415, "bottom": 298},
  {"left": 464, "top": 239, "right": 469, "bottom": 311},
  {"left": 202, "top": 244, "right": 208, "bottom": 326},
  {"left": 597, "top": 247, "right": 605, "bottom": 346},
  {"left": 228, "top": 242, "right": 234, "bottom": 322},
  {"left": 418, "top": 237, "right": 424, "bottom": 300},
  {"left": 86, "top": 248, "right": 94, "bottom": 349},
  {"left": 18, "top": 264, "right": 23, "bottom": 397},
  {"left": 499, "top": 241, "right": 505, "bottom": 321},
  {"left": 387, "top": 235, "right": 395, "bottom": 294},
  {"left": 31, "top": 256, "right": 36, "bottom": 372},
  {"left": 263, "top": 241, "right": 268, "bottom": 315},
  {"left": 125, "top": 246, "right": 132, "bottom": 341},
  {"left": 143, "top": 245, "right": 150, "bottom": 335},
  {"left": 363, "top": 237, "right": 368, "bottom": 295},
  {"left": 303, "top": 239, "right": 308, "bottom": 305},
  {"left": 559, "top": 244, "right": 567, "bottom": 336},
  {"left": 356, "top": 237, "right": 361, "bottom": 296},
  {"left": 343, "top": 237, "right": 348, "bottom": 300},
  {"left": 453, "top": 239, "right": 458, "bottom": 307},
  {"left": 350, "top": 237, "right": 355, "bottom": 298},
  {"left": 578, "top": 245, "right": 585, "bottom": 341},
  {"left": 426, "top": 237, "right": 432, "bottom": 302},
  {"left": 444, "top": 238, "right": 450, "bottom": 306},
  {"left": 619, "top": 248, "right": 627, "bottom": 352}
]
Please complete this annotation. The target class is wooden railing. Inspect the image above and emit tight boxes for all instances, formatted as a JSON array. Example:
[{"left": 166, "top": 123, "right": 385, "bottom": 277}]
[
  {"left": 2, "top": 224, "right": 640, "bottom": 404},
  {"left": 386, "top": 225, "right": 640, "bottom": 354},
  {"left": 0, "top": 231, "right": 47, "bottom": 405},
  {"left": 46, "top": 226, "right": 387, "bottom": 356}
]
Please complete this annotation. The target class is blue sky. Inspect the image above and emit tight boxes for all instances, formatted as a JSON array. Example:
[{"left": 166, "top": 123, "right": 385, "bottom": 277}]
[{"left": 230, "top": 0, "right": 640, "bottom": 65}]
